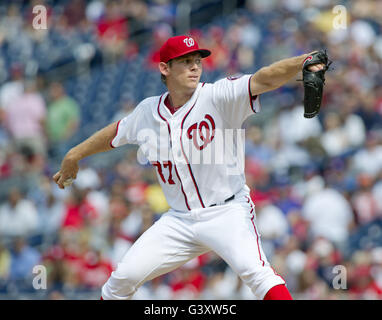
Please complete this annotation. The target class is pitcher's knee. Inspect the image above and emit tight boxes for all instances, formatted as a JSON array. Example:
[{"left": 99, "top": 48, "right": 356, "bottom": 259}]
[{"left": 101, "top": 270, "right": 140, "bottom": 300}]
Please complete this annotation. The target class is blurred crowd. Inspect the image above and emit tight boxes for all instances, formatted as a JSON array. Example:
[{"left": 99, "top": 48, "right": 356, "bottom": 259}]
[{"left": 0, "top": 0, "right": 382, "bottom": 300}]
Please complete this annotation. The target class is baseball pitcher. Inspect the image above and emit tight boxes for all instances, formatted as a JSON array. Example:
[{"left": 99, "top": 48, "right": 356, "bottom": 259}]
[{"left": 53, "top": 35, "right": 330, "bottom": 300}]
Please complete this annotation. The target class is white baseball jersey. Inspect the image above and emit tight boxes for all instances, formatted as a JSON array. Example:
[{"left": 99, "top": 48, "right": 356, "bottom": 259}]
[
  {"left": 111, "top": 74, "right": 260, "bottom": 212},
  {"left": 103, "top": 75, "right": 288, "bottom": 301}
]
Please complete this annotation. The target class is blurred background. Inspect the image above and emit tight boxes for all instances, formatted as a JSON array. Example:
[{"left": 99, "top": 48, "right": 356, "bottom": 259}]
[{"left": 0, "top": 0, "right": 381, "bottom": 300}]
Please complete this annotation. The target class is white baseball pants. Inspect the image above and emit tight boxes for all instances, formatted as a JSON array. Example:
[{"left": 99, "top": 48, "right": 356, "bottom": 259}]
[{"left": 101, "top": 188, "right": 285, "bottom": 300}]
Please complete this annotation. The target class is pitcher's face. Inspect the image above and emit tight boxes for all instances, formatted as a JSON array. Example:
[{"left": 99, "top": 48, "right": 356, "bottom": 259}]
[{"left": 162, "top": 52, "right": 203, "bottom": 91}]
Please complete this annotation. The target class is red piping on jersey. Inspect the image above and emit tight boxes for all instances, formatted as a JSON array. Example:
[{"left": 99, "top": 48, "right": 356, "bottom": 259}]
[
  {"left": 157, "top": 94, "right": 191, "bottom": 211},
  {"left": 180, "top": 100, "right": 206, "bottom": 209},
  {"left": 246, "top": 196, "right": 285, "bottom": 283},
  {"left": 157, "top": 94, "right": 171, "bottom": 143},
  {"left": 251, "top": 216, "right": 265, "bottom": 266},
  {"left": 248, "top": 75, "right": 258, "bottom": 113},
  {"left": 246, "top": 196, "right": 264, "bottom": 266},
  {"left": 110, "top": 119, "right": 121, "bottom": 148}
]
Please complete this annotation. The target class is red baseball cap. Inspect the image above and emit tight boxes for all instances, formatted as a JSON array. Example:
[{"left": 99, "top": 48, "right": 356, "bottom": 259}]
[{"left": 159, "top": 35, "right": 211, "bottom": 63}]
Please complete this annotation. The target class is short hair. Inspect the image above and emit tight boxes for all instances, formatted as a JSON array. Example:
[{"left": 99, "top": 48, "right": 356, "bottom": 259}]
[{"left": 161, "top": 74, "right": 166, "bottom": 84}]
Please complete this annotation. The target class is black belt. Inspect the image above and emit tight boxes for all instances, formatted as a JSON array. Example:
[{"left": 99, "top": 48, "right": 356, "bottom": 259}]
[{"left": 210, "top": 195, "right": 235, "bottom": 207}]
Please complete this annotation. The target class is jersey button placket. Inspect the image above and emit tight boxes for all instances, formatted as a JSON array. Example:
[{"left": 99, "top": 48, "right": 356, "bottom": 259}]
[
  {"left": 171, "top": 120, "right": 196, "bottom": 209},
  {"left": 169, "top": 120, "right": 180, "bottom": 164}
]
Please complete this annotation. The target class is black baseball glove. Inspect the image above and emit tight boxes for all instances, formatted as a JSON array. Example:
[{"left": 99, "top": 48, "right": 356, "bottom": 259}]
[{"left": 302, "top": 50, "right": 332, "bottom": 118}]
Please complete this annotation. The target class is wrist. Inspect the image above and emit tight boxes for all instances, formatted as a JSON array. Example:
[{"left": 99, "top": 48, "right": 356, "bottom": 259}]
[
  {"left": 66, "top": 148, "right": 82, "bottom": 162},
  {"left": 301, "top": 53, "right": 314, "bottom": 67}
]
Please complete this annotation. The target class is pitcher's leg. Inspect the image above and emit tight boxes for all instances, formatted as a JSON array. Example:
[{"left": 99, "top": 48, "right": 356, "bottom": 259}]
[
  {"left": 102, "top": 214, "right": 208, "bottom": 300},
  {"left": 195, "top": 203, "right": 288, "bottom": 300}
]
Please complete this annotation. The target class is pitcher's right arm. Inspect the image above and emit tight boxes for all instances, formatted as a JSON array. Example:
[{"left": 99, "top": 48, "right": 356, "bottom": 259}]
[{"left": 53, "top": 121, "right": 119, "bottom": 189}]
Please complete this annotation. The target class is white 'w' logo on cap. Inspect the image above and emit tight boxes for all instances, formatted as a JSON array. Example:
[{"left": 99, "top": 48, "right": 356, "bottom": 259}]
[{"left": 183, "top": 37, "right": 195, "bottom": 47}]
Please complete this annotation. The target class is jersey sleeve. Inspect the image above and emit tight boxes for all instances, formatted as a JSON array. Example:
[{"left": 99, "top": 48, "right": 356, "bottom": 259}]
[
  {"left": 211, "top": 74, "right": 261, "bottom": 127},
  {"left": 110, "top": 103, "right": 145, "bottom": 148}
]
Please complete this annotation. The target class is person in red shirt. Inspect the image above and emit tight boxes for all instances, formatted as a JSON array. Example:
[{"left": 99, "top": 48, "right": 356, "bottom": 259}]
[
  {"left": 78, "top": 249, "right": 113, "bottom": 289},
  {"left": 61, "top": 188, "right": 98, "bottom": 230}
]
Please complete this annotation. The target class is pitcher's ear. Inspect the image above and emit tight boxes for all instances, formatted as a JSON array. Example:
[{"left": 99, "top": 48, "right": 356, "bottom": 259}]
[{"left": 159, "top": 62, "right": 170, "bottom": 77}]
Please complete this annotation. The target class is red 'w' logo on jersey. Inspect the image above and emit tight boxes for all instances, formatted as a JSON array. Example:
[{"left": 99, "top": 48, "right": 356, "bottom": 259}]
[{"left": 187, "top": 114, "right": 215, "bottom": 150}]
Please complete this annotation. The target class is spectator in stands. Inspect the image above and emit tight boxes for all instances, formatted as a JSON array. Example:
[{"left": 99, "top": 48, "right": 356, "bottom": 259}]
[
  {"left": 320, "top": 111, "right": 350, "bottom": 157},
  {"left": 169, "top": 257, "right": 207, "bottom": 299},
  {"left": 0, "top": 242, "right": 11, "bottom": 282},
  {"left": 202, "top": 26, "right": 230, "bottom": 71},
  {"left": 40, "top": 243, "right": 66, "bottom": 292},
  {"left": 61, "top": 187, "right": 99, "bottom": 231},
  {"left": 46, "top": 82, "right": 80, "bottom": 160},
  {"left": 269, "top": 134, "right": 311, "bottom": 178},
  {"left": 124, "top": 0, "right": 151, "bottom": 50},
  {"left": 145, "top": 23, "right": 173, "bottom": 68},
  {"left": 38, "top": 190, "right": 66, "bottom": 243},
  {"left": 41, "top": 229, "right": 84, "bottom": 292},
  {"left": 85, "top": 0, "right": 105, "bottom": 23},
  {"left": 302, "top": 186, "right": 355, "bottom": 247},
  {"left": 311, "top": 237, "right": 343, "bottom": 288},
  {"left": 371, "top": 247, "right": 382, "bottom": 293},
  {"left": 277, "top": 105, "right": 322, "bottom": 146},
  {"left": 348, "top": 250, "right": 382, "bottom": 299},
  {"left": 148, "top": 0, "right": 176, "bottom": 25},
  {"left": 77, "top": 248, "right": 113, "bottom": 290},
  {"left": 351, "top": 132, "right": 382, "bottom": 176},
  {"left": 372, "top": 173, "right": 382, "bottom": 213},
  {"left": 339, "top": 96, "right": 367, "bottom": 150},
  {"left": 351, "top": 173, "right": 381, "bottom": 225},
  {"left": 256, "top": 199, "right": 290, "bottom": 251},
  {"left": 9, "top": 237, "right": 41, "bottom": 284},
  {"left": 0, "top": 4, "right": 27, "bottom": 56},
  {"left": 224, "top": 15, "right": 259, "bottom": 72},
  {"left": 2, "top": 79, "right": 47, "bottom": 156},
  {"left": 63, "top": 0, "right": 86, "bottom": 28},
  {"left": 0, "top": 64, "right": 24, "bottom": 119},
  {"left": 355, "top": 92, "right": 382, "bottom": 132},
  {"left": 96, "top": 0, "right": 133, "bottom": 61},
  {"left": 0, "top": 188, "right": 39, "bottom": 239},
  {"left": 245, "top": 125, "right": 275, "bottom": 168}
]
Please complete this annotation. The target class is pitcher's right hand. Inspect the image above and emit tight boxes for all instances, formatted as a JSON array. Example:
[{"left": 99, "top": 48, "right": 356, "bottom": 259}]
[{"left": 53, "top": 154, "right": 79, "bottom": 189}]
